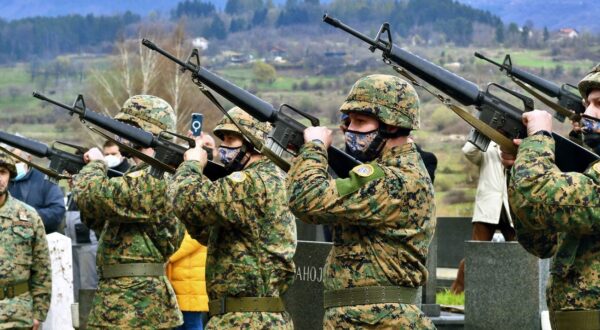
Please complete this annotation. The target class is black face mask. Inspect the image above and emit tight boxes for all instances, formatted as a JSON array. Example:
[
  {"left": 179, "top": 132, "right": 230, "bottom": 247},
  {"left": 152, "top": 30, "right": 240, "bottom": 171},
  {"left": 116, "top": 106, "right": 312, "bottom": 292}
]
[
  {"left": 583, "top": 132, "right": 600, "bottom": 155},
  {"left": 343, "top": 128, "right": 386, "bottom": 162}
]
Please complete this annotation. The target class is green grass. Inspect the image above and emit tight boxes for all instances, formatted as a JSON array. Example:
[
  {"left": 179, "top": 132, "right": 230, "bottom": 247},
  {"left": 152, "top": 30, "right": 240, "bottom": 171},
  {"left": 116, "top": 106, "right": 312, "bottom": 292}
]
[
  {"left": 0, "top": 64, "right": 31, "bottom": 87},
  {"left": 437, "top": 289, "right": 465, "bottom": 306},
  {"left": 218, "top": 66, "right": 337, "bottom": 91}
]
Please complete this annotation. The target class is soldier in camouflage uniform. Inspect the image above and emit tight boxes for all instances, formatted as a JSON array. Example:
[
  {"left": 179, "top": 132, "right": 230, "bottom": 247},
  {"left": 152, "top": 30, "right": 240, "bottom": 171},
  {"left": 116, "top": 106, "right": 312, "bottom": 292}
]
[
  {"left": 0, "top": 152, "right": 51, "bottom": 330},
  {"left": 287, "top": 74, "right": 436, "bottom": 329},
  {"left": 503, "top": 64, "right": 600, "bottom": 330},
  {"left": 72, "top": 95, "right": 184, "bottom": 329},
  {"left": 169, "top": 107, "right": 296, "bottom": 329}
]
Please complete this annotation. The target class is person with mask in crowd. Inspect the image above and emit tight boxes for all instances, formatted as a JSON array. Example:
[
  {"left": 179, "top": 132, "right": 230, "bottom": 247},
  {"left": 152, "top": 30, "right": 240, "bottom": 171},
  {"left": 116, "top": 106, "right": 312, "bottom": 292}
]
[
  {"left": 102, "top": 140, "right": 130, "bottom": 176},
  {"left": 167, "top": 132, "right": 216, "bottom": 330},
  {"left": 287, "top": 74, "right": 435, "bottom": 329},
  {"left": 0, "top": 152, "right": 51, "bottom": 330},
  {"left": 9, "top": 148, "right": 65, "bottom": 233},
  {"left": 72, "top": 95, "right": 184, "bottom": 329},
  {"left": 169, "top": 107, "right": 296, "bottom": 329},
  {"left": 501, "top": 64, "right": 600, "bottom": 329}
]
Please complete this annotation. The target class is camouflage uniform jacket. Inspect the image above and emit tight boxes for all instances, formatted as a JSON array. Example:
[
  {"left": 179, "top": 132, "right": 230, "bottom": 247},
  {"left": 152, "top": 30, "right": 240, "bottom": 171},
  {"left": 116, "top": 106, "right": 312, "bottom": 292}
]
[
  {"left": 510, "top": 135, "right": 600, "bottom": 311},
  {"left": 0, "top": 193, "right": 51, "bottom": 329},
  {"left": 288, "top": 141, "right": 435, "bottom": 290},
  {"left": 287, "top": 142, "right": 435, "bottom": 328},
  {"left": 170, "top": 158, "right": 296, "bottom": 328},
  {"left": 73, "top": 161, "right": 184, "bottom": 329}
]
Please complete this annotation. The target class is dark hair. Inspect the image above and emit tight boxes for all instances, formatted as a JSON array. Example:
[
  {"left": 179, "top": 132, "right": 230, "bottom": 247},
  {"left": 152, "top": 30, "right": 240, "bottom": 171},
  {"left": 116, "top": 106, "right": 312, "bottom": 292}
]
[
  {"left": 103, "top": 140, "right": 118, "bottom": 149},
  {"left": 380, "top": 124, "right": 411, "bottom": 138}
]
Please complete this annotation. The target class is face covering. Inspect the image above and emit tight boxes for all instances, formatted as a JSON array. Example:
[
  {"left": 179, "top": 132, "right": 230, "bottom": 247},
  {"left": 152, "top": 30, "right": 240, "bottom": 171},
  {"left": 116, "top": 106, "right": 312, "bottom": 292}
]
[
  {"left": 581, "top": 117, "right": 600, "bottom": 134},
  {"left": 14, "top": 162, "right": 27, "bottom": 181},
  {"left": 104, "top": 155, "right": 121, "bottom": 168},
  {"left": 218, "top": 146, "right": 242, "bottom": 167},
  {"left": 344, "top": 129, "right": 385, "bottom": 162}
]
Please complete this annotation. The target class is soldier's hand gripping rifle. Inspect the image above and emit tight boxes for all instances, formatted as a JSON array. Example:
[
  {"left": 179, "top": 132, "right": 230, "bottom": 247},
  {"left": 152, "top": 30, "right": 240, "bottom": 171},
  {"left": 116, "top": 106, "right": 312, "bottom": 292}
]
[
  {"left": 323, "top": 14, "right": 598, "bottom": 173},
  {"left": 32, "top": 92, "right": 227, "bottom": 180},
  {"left": 142, "top": 39, "right": 361, "bottom": 178},
  {"left": 474, "top": 52, "right": 585, "bottom": 122},
  {"left": 0, "top": 130, "right": 122, "bottom": 181}
]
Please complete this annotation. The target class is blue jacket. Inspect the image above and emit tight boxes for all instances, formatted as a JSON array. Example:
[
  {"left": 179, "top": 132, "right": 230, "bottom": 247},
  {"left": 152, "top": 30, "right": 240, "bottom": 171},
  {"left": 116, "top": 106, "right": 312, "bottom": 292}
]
[{"left": 9, "top": 168, "right": 65, "bottom": 233}]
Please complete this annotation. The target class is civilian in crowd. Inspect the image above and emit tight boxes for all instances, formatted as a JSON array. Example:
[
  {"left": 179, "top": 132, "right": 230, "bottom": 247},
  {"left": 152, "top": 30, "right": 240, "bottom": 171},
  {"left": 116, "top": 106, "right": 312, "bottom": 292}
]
[
  {"left": 102, "top": 140, "right": 130, "bottom": 175},
  {"left": 450, "top": 140, "right": 515, "bottom": 294},
  {"left": 9, "top": 148, "right": 65, "bottom": 233}
]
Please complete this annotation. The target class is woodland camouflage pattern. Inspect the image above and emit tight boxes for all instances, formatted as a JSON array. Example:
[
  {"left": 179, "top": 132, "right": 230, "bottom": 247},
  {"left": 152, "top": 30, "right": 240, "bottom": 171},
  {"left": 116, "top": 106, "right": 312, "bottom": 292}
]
[
  {"left": 509, "top": 135, "right": 600, "bottom": 311},
  {"left": 213, "top": 107, "right": 272, "bottom": 143},
  {"left": 0, "top": 152, "right": 16, "bottom": 178},
  {"left": 339, "top": 74, "right": 421, "bottom": 129},
  {"left": 0, "top": 193, "right": 50, "bottom": 329},
  {"left": 73, "top": 161, "right": 184, "bottom": 329},
  {"left": 170, "top": 158, "right": 296, "bottom": 329},
  {"left": 287, "top": 141, "right": 435, "bottom": 328},
  {"left": 114, "top": 95, "right": 177, "bottom": 135},
  {"left": 578, "top": 63, "right": 600, "bottom": 99}
]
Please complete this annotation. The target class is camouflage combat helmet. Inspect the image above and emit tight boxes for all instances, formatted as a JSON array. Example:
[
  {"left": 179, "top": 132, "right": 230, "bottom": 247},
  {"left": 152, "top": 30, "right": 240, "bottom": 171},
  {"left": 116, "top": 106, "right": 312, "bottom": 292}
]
[
  {"left": 339, "top": 74, "right": 420, "bottom": 130},
  {"left": 578, "top": 63, "right": 600, "bottom": 100},
  {"left": 0, "top": 152, "right": 16, "bottom": 178},
  {"left": 114, "top": 95, "right": 176, "bottom": 135},
  {"left": 213, "top": 107, "right": 272, "bottom": 143}
]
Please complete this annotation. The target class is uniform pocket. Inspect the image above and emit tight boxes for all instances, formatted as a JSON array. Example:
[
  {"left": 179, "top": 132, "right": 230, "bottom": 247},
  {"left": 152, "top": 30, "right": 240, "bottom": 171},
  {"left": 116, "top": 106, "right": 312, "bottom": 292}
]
[
  {"left": 11, "top": 225, "right": 34, "bottom": 265},
  {"left": 12, "top": 224, "right": 34, "bottom": 240}
]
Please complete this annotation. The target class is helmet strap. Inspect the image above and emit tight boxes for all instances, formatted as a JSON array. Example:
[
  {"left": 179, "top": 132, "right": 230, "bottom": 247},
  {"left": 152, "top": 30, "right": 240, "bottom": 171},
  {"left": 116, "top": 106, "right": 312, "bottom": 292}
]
[{"left": 224, "top": 142, "right": 252, "bottom": 173}]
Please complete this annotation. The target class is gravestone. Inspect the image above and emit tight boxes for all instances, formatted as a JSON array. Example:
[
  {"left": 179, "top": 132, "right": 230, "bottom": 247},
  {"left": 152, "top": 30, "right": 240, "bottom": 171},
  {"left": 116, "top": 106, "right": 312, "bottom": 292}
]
[
  {"left": 283, "top": 240, "right": 332, "bottom": 330},
  {"left": 421, "top": 226, "right": 440, "bottom": 316},
  {"left": 43, "top": 233, "right": 74, "bottom": 330},
  {"left": 465, "top": 241, "right": 550, "bottom": 330},
  {"left": 436, "top": 217, "right": 472, "bottom": 268}
]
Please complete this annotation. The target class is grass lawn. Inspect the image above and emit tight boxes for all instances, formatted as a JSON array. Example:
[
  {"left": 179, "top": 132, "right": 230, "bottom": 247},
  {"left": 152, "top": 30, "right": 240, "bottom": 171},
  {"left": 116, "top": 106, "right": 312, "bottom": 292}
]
[{"left": 437, "top": 289, "right": 465, "bottom": 306}]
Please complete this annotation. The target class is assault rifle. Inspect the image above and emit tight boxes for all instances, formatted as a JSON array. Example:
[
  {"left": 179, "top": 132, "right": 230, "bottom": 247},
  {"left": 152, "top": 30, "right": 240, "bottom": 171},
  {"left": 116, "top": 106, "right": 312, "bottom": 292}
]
[
  {"left": 474, "top": 52, "right": 585, "bottom": 122},
  {"left": 323, "top": 15, "right": 598, "bottom": 173},
  {"left": 0, "top": 130, "right": 122, "bottom": 181},
  {"left": 142, "top": 39, "right": 361, "bottom": 178},
  {"left": 33, "top": 93, "right": 227, "bottom": 180}
]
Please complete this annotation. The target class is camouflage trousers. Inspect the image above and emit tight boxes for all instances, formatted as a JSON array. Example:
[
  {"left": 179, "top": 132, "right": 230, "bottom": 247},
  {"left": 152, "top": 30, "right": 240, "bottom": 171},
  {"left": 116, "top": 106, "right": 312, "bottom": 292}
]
[
  {"left": 87, "top": 276, "right": 183, "bottom": 329},
  {"left": 207, "top": 311, "right": 293, "bottom": 330},
  {"left": 323, "top": 303, "right": 436, "bottom": 330}
]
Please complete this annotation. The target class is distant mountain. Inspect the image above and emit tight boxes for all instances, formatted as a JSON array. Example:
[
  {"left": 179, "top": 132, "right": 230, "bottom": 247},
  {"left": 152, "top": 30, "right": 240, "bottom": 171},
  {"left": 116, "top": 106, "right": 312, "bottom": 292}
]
[
  {"left": 0, "top": 0, "right": 175, "bottom": 19},
  {"left": 0, "top": 0, "right": 290, "bottom": 20},
  {"left": 458, "top": 0, "right": 600, "bottom": 32}
]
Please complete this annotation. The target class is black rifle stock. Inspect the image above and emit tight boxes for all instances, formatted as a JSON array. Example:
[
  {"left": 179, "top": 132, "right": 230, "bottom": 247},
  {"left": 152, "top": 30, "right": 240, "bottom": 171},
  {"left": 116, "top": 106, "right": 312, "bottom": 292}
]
[
  {"left": 0, "top": 130, "right": 125, "bottom": 179},
  {"left": 32, "top": 92, "right": 227, "bottom": 180},
  {"left": 323, "top": 15, "right": 598, "bottom": 173},
  {"left": 474, "top": 52, "right": 585, "bottom": 120},
  {"left": 142, "top": 38, "right": 361, "bottom": 178}
]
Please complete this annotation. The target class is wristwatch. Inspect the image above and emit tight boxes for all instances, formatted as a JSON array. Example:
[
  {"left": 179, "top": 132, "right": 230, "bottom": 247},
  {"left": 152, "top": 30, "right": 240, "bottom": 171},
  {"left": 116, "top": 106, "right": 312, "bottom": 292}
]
[{"left": 533, "top": 130, "right": 552, "bottom": 138}]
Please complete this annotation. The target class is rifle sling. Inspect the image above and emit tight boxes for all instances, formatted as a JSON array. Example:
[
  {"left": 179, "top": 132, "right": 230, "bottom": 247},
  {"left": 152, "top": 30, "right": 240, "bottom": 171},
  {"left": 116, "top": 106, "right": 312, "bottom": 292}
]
[{"left": 389, "top": 64, "right": 517, "bottom": 154}]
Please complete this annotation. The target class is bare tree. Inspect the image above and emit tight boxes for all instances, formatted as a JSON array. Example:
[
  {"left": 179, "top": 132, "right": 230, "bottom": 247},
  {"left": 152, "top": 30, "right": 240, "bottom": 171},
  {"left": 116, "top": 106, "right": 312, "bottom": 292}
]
[{"left": 87, "top": 20, "right": 222, "bottom": 139}]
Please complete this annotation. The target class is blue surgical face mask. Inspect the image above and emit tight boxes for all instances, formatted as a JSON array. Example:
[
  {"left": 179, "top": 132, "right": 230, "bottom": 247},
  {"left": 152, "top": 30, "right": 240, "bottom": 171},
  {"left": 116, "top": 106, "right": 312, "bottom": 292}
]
[
  {"left": 13, "top": 162, "right": 27, "bottom": 181},
  {"left": 218, "top": 146, "right": 242, "bottom": 167}
]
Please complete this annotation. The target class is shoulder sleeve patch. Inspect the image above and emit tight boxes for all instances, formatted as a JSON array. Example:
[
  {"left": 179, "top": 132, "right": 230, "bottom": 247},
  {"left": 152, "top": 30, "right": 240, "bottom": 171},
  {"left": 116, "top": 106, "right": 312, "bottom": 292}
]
[
  {"left": 593, "top": 161, "right": 600, "bottom": 174},
  {"left": 335, "top": 163, "right": 385, "bottom": 197},
  {"left": 126, "top": 170, "right": 145, "bottom": 178},
  {"left": 228, "top": 171, "right": 247, "bottom": 183}
]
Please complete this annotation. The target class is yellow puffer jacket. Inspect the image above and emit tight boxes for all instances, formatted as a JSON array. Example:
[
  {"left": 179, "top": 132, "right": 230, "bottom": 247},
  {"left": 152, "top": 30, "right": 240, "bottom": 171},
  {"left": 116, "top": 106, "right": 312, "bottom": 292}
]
[{"left": 167, "top": 232, "right": 208, "bottom": 312}]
